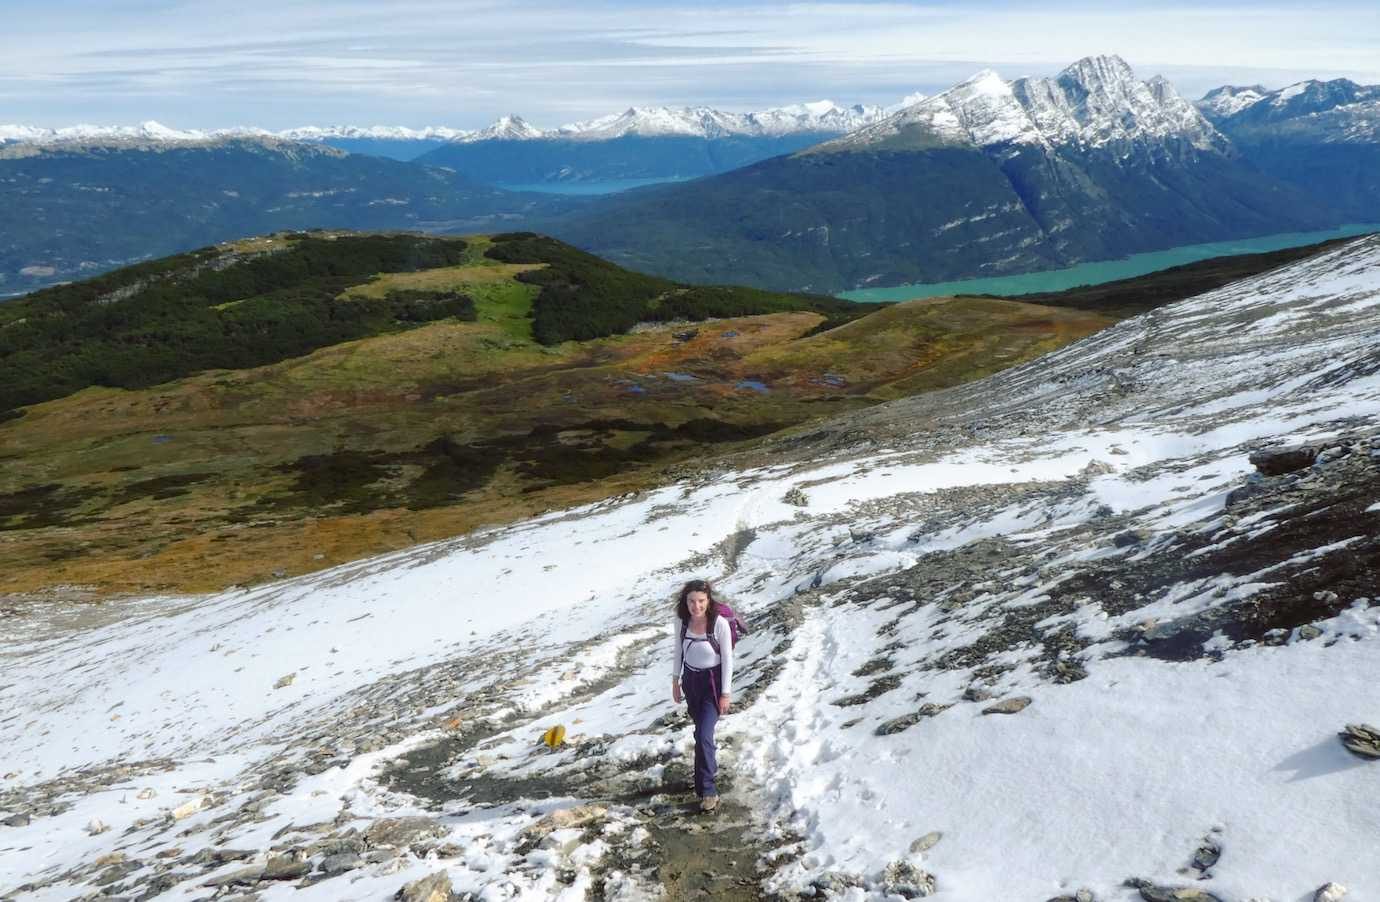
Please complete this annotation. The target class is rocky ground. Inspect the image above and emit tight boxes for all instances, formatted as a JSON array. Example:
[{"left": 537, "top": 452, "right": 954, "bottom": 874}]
[{"left": 3, "top": 237, "right": 1380, "bottom": 900}]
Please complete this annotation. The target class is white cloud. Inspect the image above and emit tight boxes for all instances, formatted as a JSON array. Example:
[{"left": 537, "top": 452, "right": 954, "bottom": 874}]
[{"left": 3, "top": 1, "right": 1378, "bottom": 128}]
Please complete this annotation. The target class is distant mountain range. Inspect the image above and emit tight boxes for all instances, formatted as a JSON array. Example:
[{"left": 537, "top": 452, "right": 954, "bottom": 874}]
[
  {"left": 0, "top": 139, "right": 573, "bottom": 295},
  {"left": 5, "top": 59, "right": 1380, "bottom": 299},
  {"left": 0, "top": 100, "right": 892, "bottom": 171},
  {"left": 545, "top": 55, "right": 1338, "bottom": 291},
  {"left": 1197, "top": 77, "right": 1380, "bottom": 220}
]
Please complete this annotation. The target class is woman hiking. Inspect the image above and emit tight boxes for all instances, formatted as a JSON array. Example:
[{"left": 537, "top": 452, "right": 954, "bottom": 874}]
[{"left": 671, "top": 578, "right": 734, "bottom": 812}]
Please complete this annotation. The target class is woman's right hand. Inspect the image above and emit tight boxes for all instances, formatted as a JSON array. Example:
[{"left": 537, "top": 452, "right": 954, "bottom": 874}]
[{"left": 672, "top": 680, "right": 683, "bottom": 704}]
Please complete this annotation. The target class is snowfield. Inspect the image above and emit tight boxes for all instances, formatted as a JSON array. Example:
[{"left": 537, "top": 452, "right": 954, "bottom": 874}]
[{"left": 3, "top": 236, "right": 1380, "bottom": 900}]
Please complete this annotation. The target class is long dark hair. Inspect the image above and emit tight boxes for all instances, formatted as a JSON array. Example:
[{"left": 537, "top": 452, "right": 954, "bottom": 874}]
[{"left": 675, "top": 578, "right": 719, "bottom": 635}]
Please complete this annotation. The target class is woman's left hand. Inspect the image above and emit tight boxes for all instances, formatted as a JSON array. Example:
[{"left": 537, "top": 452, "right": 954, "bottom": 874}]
[{"left": 718, "top": 694, "right": 731, "bottom": 714}]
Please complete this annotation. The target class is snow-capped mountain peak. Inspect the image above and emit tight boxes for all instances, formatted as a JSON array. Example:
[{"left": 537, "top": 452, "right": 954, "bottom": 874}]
[
  {"left": 458, "top": 114, "right": 545, "bottom": 143},
  {"left": 1196, "top": 84, "right": 1269, "bottom": 120},
  {"left": 821, "top": 54, "right": 1223, "bottom": 155}
]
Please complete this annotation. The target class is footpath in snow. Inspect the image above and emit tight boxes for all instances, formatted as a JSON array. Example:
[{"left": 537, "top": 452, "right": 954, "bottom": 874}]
[{"left": 2, "top": 237, "right": 1380, "bottom": 900}]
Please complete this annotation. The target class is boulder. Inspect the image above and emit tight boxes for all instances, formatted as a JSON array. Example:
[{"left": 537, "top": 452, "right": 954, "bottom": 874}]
[
  {"left": 1315, "top": 882, "right": 1348, "bottom": 902},
  {"left": 1339, "top": 723, "right": 1380, "bottom": 759},
  {"left": 203, "top": 865, "right": 265, "bottom": 888},
  {"left": 366, "top": 816, "right": 449, "bottom": 849},
  {"left": 320, "top": 852, "right": 363, "bottom": 875},
  {"left": 982, "top": 697, "right": 1032, "bottom": 715},
  {"left": 396, "top": 871, "right": 455, "bottom": 902},
  {"left": 524, "top": 804, "right": 607, "bottom": 840},
  {"left": 3, "top": 812, "right": 30, "bottom": 827},
  {"left": 170, "top": 796, "right": 210, "bottom": 820},
  {"left": 1192, "top": 839, "right": 1220, "bottom": 870},
  {"left": 1112, "top": 530, "right": 1145, "bottom": 548},
  {"left": 1248, "top": 445, "right": 1316, "bottom": 476},
  {"left": 263, "top": 855, "right": 310, "bottom": 880},
  {"left": 1132, "top": 880, "right": 1223, "bottom": 902}
]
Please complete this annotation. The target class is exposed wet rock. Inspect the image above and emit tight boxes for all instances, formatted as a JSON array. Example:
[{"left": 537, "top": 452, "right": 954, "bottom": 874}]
[
  {"left": 1192, "top": 837, "right": 1220, "bottom": 871},
  {"left": 1113, "top": 530, "right": 1146, "bottom": 548},
  {"left": 1249, "top": 444, "right": 1317, "bottom": 475},
  {"left": 1339, "top": 723, "right": 1380, "bottom": 759}
]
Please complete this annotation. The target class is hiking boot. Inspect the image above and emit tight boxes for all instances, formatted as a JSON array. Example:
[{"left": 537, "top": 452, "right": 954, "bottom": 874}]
[{"left": 700, "top": 795, "right": 720, "bottom": 813}]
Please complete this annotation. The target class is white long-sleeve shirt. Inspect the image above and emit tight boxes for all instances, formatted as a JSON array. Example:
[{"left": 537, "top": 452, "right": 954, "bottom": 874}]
[{"left": 671, "top": 616, "right": 734, "bottom": 696}]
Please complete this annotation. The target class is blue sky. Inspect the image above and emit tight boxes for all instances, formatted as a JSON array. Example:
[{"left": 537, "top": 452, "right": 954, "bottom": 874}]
[{"left": 4, "top": 0, "right": 1379, "bottom": 129}]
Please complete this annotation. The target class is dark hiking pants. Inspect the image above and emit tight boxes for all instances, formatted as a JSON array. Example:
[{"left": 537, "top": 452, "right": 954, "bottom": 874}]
[{"left": 682, "top": 664, "right": 720, "bottom": 797}]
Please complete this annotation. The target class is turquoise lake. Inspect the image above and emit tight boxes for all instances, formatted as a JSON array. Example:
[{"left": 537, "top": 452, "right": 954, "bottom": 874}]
[{"left": 838, "top": 224, "right": 1380, "bottom": 303}]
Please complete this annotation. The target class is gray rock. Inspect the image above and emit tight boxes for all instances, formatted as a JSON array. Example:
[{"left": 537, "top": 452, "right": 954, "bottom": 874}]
[
  {"left": 3, "top": 812, "right": 30, "bottom": 827},
  {"left": 1315, "top": 882, "right": 1348, "bottom": 902},
  {"left": 1297, "top": 624, "right": 1324, "bottom": 641},
  {"left": 1113, "top": 530, "right": 1145, "bottom": 548},
  {"left": 1339, "top": 723, "right": 1380, "bottom": 759},
  {"left": 395, "top": 871, "right": 456, "bottom": 902},
  {"left": 366, "top": 816, "right": 449, "bottom": 849},
  {"left": 982, "top": 696, "right": 1032, "bottom": 715},
  {"left": 881, "top": 861, "right": 936, "bottom": 898},
  {"left": 203, "top": 865, "right": 265, "bottom": 888},
  {"left": 210, "top": 848, "right": 256, "bottom": 862},
  {"left": 1132, "top": 879, "right": 1224, "bottom": 902},
  {"left": 962, "top": 686, "right": 994, "bottom": 703},
  {"left": 262, "top": 855, "right": 310, "bottom": 880},
  {"left": 1192, "top": 839, "right": 1220, "bottom": 870},
  {"left": 1249, "top": 445, "right": 1317, "bottom": 475},
  {"left": 319, "top": 852, "right": 363, "bottom": 875},
  {"left": 312, "top": 836, "right": 367, "bottom": 857}
]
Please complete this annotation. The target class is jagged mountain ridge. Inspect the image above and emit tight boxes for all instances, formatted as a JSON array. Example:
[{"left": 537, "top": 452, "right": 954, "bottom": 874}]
[
  {"left": 822, "top": 56, "right": 1221, "bottom": 155},
  {"left": 1198, "top": 77, "right": 1380, "bottom": 221},
  {"left": 548, "top": 55, "right": 1335, "bottom": 292}
]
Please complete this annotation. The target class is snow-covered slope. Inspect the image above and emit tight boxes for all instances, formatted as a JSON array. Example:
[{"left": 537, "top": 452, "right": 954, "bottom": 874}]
[
  {"left": 826, "top": 54, "right": 1225, "bottom": 154},
  {"left": 4, "top": 238, "right": 1380, "bottom": 899}
]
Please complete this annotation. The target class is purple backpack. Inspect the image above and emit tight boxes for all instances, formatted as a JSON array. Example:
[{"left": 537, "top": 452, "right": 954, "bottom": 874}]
[{"left": 682, "top": 603, "right": 746, "bottom": 654}]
